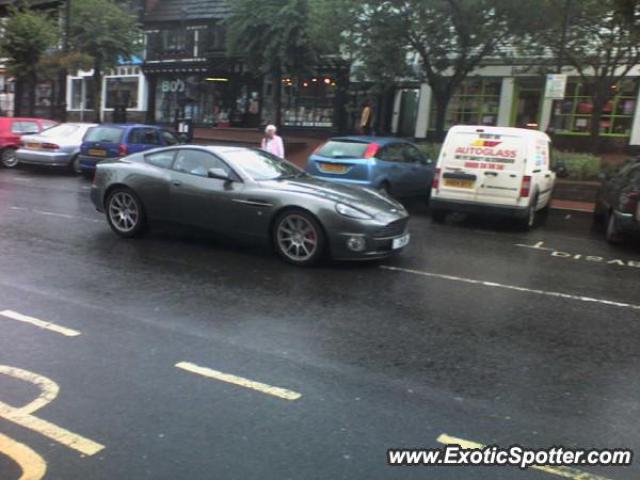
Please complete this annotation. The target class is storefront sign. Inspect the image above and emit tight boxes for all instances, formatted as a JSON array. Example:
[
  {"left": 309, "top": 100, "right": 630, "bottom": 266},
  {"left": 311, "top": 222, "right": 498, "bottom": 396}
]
[
  {"left": 544, "top": 74, "right": 567, "bottom": 99},
  {"left": 161, "top": 79, "right": 185, "bottom": 94}
]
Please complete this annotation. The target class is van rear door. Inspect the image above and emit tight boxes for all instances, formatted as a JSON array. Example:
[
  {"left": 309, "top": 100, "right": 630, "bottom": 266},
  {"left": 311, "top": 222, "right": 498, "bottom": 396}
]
[{"left": 439, "top": 130, "right": 525, "bottom": 205}]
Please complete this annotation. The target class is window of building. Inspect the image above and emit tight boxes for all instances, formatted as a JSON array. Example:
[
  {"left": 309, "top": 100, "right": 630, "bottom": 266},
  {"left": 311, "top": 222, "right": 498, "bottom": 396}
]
[
  {"left": 146, "top": 29, "right": 196, "bottom": 60},
  {"left": 105, "top": 77, "right": 139, "bottom": 109},
  {"left": 429, "top": 78, "right": 501, "bottom": 130},
  {"left": 281, "top": 76, "right": 337, "bottom": 128},
  {"left": 550, "top": 79, "right": 638, "bottom": 137},
  {"left": 68, "top": 78, "right": 95, "bottom": 110}
]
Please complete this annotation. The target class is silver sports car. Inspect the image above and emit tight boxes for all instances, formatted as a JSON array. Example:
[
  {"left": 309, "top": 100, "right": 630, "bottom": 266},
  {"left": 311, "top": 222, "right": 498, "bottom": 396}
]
[{"left": 90, "top": 145, "right": 410, "bottom": 265}]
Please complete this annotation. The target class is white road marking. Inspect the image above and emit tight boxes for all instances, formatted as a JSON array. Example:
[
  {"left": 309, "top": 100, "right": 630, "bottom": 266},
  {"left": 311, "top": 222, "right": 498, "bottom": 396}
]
[
  {"left": 0, "top": 310, "right": 81, "bottom": 337},
  {"left": 515, "top": 241, "right": 640, "bottom": 269},
  {"left": 515, "top": 240, "right": 554, "bottom": 251},
  {"left": 380, "top": 265, "right": 640, "bottom": 311},
  {"left": 8, "top": 205, "right": 101, "bottom": 223},
  {"left": 175, "top": 361, "right": 302, "bottom": 401}
]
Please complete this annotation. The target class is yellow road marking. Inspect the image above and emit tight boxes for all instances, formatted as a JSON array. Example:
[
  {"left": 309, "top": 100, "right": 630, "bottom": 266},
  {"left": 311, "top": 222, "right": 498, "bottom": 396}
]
[
  {"left": 175, "top": 361, "right": 302, "bottom": 401},
  {"left": 437, "top": 434, "right": 614, "bottom": 480},
  {"left": 0, "top": 310, "right": 81, "bottom": 337},
  {"left": 0, "top": 365, "right": 104, "bottom": 456},
  {"left": 0, "top": 432, "right": 47, "bottom": 480}
]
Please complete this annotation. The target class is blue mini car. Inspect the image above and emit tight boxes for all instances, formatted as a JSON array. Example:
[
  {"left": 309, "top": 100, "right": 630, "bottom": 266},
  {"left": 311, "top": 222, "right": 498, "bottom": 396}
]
[
  {"left": 78, "top": 124, "right": 182, "bottom": 174},
  {"left": 305, "top": 136, "right": 435, "bottom": 198}
]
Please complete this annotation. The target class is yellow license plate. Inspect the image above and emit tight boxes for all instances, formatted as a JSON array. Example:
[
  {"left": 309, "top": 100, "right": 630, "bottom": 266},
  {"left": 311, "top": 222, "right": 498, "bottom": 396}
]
[
  {"left": 26, "top": 143, "right": 41, "bottom": 150},
  {"left": 444, "top": 179, "right": 475, "bottom": 189},
  {"left": 320, "top": 163, "right": 348, "bottom": 174},
  {"left": 88, "top": 149, "right": 107, "bottom": 157}
]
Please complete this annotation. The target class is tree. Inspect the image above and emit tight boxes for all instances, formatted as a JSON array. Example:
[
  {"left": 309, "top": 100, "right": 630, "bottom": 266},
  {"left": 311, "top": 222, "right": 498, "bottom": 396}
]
[
  {"left": 68, "top": 0, "right": 141, "bottom": 122},
  {"left": 0, "top": 5, "right": 58, "bottom": 116},
  {"left": 227, "top": 0, "right": 318, "bottom": 126},
  {"left": 535, "top": 0, "right": 640, "bottom": 151},
  {"left": 352, "top": 0, "right": 531, "bottom": 140}
]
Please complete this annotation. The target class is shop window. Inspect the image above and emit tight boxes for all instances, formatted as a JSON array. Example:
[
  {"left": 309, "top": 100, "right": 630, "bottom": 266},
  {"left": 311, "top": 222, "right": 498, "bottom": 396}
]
[
  {"left": 70, "top": 78, "right": 83, "bottom": 110},
  {"left": 105, "top": 77, "right": 139, "bottom": 109},
  {"left": 203, "top": 25, "right": 226, "bottom": 54},
  {"left": 281, "top": 76, "right": 337, "bottom": 128},
  {"left": 68, "top": 77, "right": 95, "bottom": 110},
  {"left": 550, "top": 79, "right": 638, "bottom": 137},
  {"left": 429, "top": 78, "right": 501, "bottom": 130}
]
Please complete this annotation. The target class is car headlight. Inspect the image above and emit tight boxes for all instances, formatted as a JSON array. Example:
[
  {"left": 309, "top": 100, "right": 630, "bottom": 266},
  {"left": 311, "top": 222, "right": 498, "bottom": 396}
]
[{"left": 336, "top": 203, "right": 373, "bottom": 220}]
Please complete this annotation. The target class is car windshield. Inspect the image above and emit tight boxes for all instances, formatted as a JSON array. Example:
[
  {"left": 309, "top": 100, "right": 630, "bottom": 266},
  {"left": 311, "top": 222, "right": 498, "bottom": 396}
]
[
  {"left": 223, "top": 149, "right": 303, "bottom": 180},
  {"left": 84, "top": 126, "right": 124, "bottom": 143},
  {"left": 40, "top": 124, "right": 80, "bottom": 138},
  {"left": 316, "top": 140, "right": 370, "bottom": 159}
]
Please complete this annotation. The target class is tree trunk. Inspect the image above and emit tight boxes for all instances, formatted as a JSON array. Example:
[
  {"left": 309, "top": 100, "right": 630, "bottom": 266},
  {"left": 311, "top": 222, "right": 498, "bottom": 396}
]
[
  {"left": 272, "top": 69, "right": 282, "bottom": 128},
  {"left": 433, "top": 94, "right": 452, "bottom": 142},
  {"left": 13, "top": 77, "right": 24, "bottom": 117},
  {"left": 27, "top": 71, "right": 37, "bottom": 117},
  {"left": 92, "top": 59, "right": 102, "bottom": 123},
  {"left": 589, "top": 92, "right": 606, "bottom": 154}
]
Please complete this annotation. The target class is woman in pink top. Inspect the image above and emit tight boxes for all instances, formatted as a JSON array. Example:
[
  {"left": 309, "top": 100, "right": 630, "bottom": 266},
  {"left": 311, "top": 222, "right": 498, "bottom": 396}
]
[{"left": 261, "top": 124, "right": 285, "bottom": 158}]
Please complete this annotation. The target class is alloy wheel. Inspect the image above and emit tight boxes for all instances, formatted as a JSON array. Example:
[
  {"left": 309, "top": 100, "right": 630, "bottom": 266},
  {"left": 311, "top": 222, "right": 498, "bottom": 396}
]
[
  {"left": 2, "top": 149, "right": 18, "bottom": 168},
  {"left": 108, "top": 191, "right": 140, "bottom": 234},
  {"left": 276, "top": 214, "right": 319, "bottom": 263}
]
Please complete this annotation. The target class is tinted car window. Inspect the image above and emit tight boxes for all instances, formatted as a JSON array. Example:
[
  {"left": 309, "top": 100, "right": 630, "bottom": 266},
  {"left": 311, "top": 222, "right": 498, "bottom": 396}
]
[
  {"left": 85, "top": 126, "right": 124, "bottom": 143},
  {"left": 129, "top": 128, "right": 161, "bottom": 145},
  {"left": 146, "top": 150, "right": 176, "bottom": 169},
  {"left": 173, "top": 149, "right": 230, "bottom": 177},
  {"left": 11, "top": 121, "right": 39, "bottom": 135},
  {"left": 161, "top": 130, "right": 179, "bottom": 146},
  {"left": 378, "top": 144, "right": 405, "bottom": 163},
  {"left": 223, "top": 149, "right": 300, "bottom": 180},
  {"left": 402, "top": 145, "right": 425, "bottom": 163},
  {"left": 42, "top": 120, "right": 57, "bottom": 130},
  {"left": 316, "top": 140, "right": 369, "bottom": 159}
]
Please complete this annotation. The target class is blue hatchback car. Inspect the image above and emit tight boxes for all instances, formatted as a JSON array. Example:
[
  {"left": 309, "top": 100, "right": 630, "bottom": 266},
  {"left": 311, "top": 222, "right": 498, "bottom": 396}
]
[
  {"left": 306, "top": 136, "right": 435, "bottom": 197},
  {"left": 78, "top": 124, "right": 181, "bottom": 174}
]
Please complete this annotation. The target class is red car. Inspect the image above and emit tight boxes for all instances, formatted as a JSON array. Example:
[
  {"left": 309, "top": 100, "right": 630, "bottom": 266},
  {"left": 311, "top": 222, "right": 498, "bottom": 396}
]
[{"left": 0, "top": 117, "right": 58, "bottom": 168}]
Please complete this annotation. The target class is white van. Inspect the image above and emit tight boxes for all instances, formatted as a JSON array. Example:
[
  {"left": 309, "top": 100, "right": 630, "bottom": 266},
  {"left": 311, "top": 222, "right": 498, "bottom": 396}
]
[{"left": 430, "top": 125, "right": 555, "bottom": 229}]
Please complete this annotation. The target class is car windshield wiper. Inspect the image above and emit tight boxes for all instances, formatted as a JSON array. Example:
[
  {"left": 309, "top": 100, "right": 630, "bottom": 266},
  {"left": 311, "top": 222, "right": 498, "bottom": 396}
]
[{"left": 276, "top": 172, "right": 306, "bottom": 180}]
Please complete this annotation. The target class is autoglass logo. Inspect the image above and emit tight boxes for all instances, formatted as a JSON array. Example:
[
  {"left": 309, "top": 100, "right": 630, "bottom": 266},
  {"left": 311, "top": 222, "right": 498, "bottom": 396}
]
[{"left": 455, "top": 137, "right": 517, "bottom": 159}]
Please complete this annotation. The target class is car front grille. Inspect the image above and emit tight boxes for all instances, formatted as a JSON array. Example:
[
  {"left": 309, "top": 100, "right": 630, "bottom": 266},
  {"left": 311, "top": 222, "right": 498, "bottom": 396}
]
[{"left": 373, "top": 218, "right": 408, "bottom": 238}]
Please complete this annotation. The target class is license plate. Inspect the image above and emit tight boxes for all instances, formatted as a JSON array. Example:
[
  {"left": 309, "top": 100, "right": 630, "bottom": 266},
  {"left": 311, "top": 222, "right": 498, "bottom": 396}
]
[
  {"left": 319, "top": 163, "right": 348, "bottom": 174},
  {"left": 392, "top": 233, "right": 410, "bottom": 250},
  {"left": 26, "top": 143, "right": 41, "bottom": 150},
  {"left": 88, "top": 149, "right": 107, "bottom": 157},
  {"left": 444, "top": 178, "right": 475, "bottom": 189}
]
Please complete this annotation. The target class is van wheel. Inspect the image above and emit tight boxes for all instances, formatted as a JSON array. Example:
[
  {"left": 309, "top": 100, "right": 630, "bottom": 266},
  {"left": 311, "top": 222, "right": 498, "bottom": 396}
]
[{"left": 431, "top": 209, "right": 447, "bottom": 223}]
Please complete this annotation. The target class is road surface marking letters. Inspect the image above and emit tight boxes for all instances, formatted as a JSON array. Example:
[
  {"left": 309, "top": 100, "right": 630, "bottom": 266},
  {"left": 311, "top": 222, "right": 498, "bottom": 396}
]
[
  {"left": 0, "top": 432, "right": 47, "bottom": 480},
  {"left": 175, "top": 361, "right": 302, "bottom": 401},
  {"left": 0, "top": 310, "right": 81, "bottom": 337},
  {"left": 437, "top": 434, "right": 614, "bottom": 480},
  {"left": 516, "top": 241, "right": 640, "bottom": 269},
  {"left": 0, "top": 365, "right": 104, "bottom": 456},
  {"left": 381, "top": 265, "right": 640, "bottom": 311}
]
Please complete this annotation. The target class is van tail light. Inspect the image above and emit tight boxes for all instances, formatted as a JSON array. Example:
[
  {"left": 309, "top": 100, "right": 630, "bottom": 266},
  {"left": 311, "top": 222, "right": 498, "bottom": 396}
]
[
  {"left": 312, "top": 141, "right": 327, "bottom": 155},
  {"left": 118, "top": 143, "right": 128, "bottom": 156},
  {"left": 41, "top": 143, "right": 59, "bottom": 150},
  {"left": 432, "top": 168, "right": 441, "bottom": 191},
  {"left": 520, "top": 175, "right": 532, "bottom": 198},
  {"left": 363, "top": 143, "right": 380, "bottom": 159},
  {"left": 620, "top": 191, "right": 640, "bottom": 212}
]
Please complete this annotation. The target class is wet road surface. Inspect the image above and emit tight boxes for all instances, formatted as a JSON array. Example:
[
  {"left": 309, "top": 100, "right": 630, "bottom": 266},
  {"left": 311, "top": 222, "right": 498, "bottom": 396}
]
[{"left": 1, "top": 167, "right": 639, "bottom": 479}]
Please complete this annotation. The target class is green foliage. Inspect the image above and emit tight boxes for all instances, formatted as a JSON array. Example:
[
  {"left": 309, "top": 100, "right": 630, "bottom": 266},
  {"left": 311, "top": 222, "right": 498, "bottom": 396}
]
[
  {"left": 226, "top": 0, "right": 317, "bottom": 76},
  {"left": 0, "top": 5, "right": 58, "bottom": 79},
  {"left": 68, "top": 0, "right": 141, "bottom": 69},
  {"left": 552, "top": 151, "right": 602, "bottom": 180}
]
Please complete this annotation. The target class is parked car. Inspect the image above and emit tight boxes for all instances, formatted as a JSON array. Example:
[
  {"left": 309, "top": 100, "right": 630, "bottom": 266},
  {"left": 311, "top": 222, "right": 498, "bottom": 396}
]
[
  {"left": 430, "top": 125, "right": 556, "bottom": 229},
  {"left": 305, "top": 136, "right": 435, "bottom": 198},
  {"left": 594, "top": 158, "right": 640, "bottom": 243},
  {"left": 16, "top": 123, "right": 98, "bottom": 173},
  {"left": 0, "top": 117, "right": 58, "bottom": 168},
  {"left": 91, "top": 145, "right": 410, "bottom": 266},
  {"left": 78, "top": 124, "right": 182, "bottom": 175}
]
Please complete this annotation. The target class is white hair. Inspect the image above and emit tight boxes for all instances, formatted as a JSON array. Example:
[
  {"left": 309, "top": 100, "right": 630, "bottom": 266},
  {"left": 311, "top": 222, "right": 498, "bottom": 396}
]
[{"left": 265, "top": 124, "right": 277, "bottom": 133}]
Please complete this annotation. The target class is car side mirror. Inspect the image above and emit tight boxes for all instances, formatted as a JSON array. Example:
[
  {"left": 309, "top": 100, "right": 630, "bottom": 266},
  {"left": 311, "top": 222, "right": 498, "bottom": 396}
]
[{"left": 207, "top": 168, "right": 231, "bottom": 181}]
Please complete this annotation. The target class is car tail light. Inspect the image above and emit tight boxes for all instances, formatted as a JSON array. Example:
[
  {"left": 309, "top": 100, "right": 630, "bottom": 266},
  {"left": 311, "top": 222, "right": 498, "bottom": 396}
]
[
  {"left": 118, "top": 143, "right": 128, "bottom": 156},
  {"left": 41, "top": 143, "right": 59, "bottom": 150},
  {"left": 363, "top": 143, "right": 380, "bottom": 159},
  {"left": 620, "top": 191, "right": 640, "bottom": 212},
  {"left": 519, "top": 175, "right": 532, "bottom": 198},
  {"left": 432, "top": 168, "right": 441, "bottom": 190}
]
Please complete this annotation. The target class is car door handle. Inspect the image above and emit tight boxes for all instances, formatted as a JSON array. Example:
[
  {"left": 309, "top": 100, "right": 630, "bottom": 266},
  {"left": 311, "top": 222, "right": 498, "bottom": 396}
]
[
  {"left": 172, "top": 180, "right": 182, "bottom": 187},
  {"left": 545, "top": 174, "right": 551, "bottom": 178},
  {"left": 484, "top": 171, "right": 498, "bottom": 177}
]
